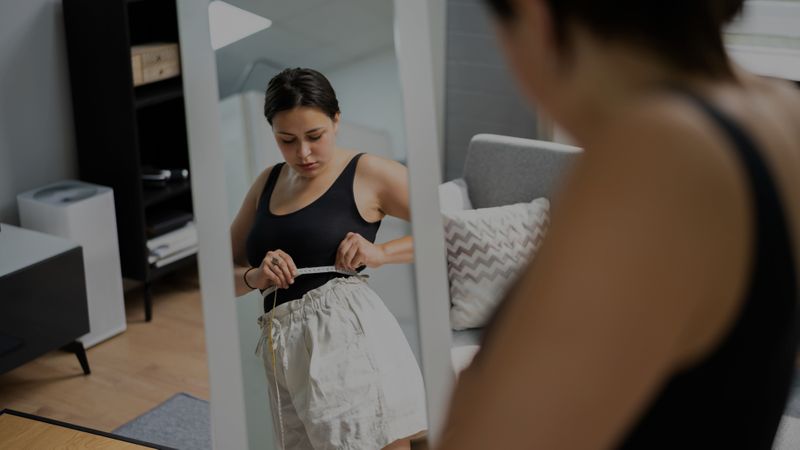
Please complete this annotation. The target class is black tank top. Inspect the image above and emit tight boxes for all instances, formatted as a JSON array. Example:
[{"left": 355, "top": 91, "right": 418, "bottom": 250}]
[
  {"left": 478, "top": 89, "right": 799, "bottom": 449},
  {"left": 245, "top": 152, "right": 382, "bottom": 312}
]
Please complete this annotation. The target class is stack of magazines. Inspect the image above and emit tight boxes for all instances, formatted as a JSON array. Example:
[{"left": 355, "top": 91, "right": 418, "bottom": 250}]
[{"left": 147, "top": 221, "right": 198, "bottom": 268}]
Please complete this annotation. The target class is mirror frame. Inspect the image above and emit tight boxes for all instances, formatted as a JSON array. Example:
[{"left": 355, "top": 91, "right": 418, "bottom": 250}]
[
  {"left": 394, "top": 0, "right": 455, "bottom": 446},
  {"left": 177, "top": 1, "right": 250, "bottom": 448},
  {"left": 177, "top": 0, "right": 456, "bottom": 447}
]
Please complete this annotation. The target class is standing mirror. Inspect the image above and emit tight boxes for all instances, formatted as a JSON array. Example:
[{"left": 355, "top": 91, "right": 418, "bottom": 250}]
[{"left": 177, "top": 0, "right": 446, "bottom": 448}]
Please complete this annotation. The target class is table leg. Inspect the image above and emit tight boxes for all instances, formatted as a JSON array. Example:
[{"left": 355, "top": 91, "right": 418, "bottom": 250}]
[
  {"left": 60, "top": 341, "right": 91, "bottom": 375},
  {"left": 144, "top": 282, "right": 153, "bottom": 322}
]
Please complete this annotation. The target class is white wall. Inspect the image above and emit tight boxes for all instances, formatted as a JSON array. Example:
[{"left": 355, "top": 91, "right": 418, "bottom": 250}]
[
  {"left": 325, "top": 48, "right": 407, "bottom": 161},
  {"left": 0, "top": 0, "right": 78, "bottom": 225}
]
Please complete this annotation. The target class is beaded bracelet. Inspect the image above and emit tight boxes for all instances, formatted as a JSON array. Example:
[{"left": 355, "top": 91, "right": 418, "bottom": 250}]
[{"left": 243, "top": 267, "right": 257, "bottom": 290}]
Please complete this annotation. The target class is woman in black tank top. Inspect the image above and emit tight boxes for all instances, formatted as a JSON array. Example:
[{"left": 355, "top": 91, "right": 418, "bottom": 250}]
[
  {"left": 229, "top": 68, "right": 426, "bottom": 449},
  {"left": 230, "top": 68, "right": 414, "bottom": 307},
  {"left": 435, "top": 2, "right": 800, "bottom": 450},
  {"left": 246, "top": 151, "right": 381, "bottom": 311}
]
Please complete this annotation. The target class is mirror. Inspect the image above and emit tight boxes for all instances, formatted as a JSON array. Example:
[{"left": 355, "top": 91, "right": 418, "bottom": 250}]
[
  {"left": 179, "top": 1, "right": 800, "bottom": 448},
  {"left": 178, "top": 0, "right": 440, "bottom": 448}
]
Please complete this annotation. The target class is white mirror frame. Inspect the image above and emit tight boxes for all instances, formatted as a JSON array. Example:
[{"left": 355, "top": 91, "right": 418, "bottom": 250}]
[
  {"left": 181, "top": 1, "right": 800, "bottom": 447},
  {"left": 177, "top": 0, "right": 456, "bottom": 447},
  {"left": 394, "top": 0, "right": 456, "bottom": 446},
  {"left": 177, "top": 1, "right": 250, "bottom": 449}
]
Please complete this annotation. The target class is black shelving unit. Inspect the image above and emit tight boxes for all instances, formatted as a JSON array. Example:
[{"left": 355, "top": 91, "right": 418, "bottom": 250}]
[{"left": 62, "top": 0, "right": 196, "bottom": 322}]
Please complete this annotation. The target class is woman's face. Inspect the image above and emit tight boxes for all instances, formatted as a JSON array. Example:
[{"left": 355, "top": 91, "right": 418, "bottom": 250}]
[{"left": 271, "top": 106, "right": 339, "bottom": 178}]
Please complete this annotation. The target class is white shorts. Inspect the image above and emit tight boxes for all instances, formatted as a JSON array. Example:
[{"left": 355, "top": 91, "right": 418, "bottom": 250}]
[{"left": 255, "top": 275, "right": 428, "bottom": 450}]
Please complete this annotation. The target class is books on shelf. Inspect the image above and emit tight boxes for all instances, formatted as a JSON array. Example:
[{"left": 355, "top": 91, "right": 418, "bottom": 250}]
[
  {"left": 147, "top": 221, "right": 197, "bottom": 266},
  {"left": 153, "top": 244, "right": 197, "bottom": 268}
]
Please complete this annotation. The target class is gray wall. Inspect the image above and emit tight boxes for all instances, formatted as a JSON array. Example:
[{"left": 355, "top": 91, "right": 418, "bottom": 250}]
[
  {"left": 0, "top": 0, "right": 78, "bottom": 226},
  {"left": 444, "top": 0, "right": 539, "bottom": 181}
]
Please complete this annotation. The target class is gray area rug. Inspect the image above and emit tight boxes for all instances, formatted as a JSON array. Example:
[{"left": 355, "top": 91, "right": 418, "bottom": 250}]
[{"left": 113, "top": 393, "right": 210, "bottom": 450}]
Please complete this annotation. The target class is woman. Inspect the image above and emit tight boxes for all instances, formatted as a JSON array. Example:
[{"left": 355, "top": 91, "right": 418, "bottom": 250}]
[
  {"left": 437, "top": 1, "right": 800, "bottom": 449},
  {"left": 230, "top": 68, "right": 427, "bottom": 450}
]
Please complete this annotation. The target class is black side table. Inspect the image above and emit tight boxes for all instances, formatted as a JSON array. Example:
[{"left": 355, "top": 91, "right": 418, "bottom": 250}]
[{"left": 0, "top": 223, "right": 91, "bottom": 375}]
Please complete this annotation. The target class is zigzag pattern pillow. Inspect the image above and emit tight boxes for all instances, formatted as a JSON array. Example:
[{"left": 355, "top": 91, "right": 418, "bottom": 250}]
[{"left": 443, "top": 198, "right": 550, "bottom": 330}]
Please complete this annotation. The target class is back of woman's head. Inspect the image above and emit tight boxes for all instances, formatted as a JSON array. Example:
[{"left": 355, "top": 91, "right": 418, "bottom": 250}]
[
  {"left": 264, "top": 68, "right": 340, "bottom": 125},
  {"left": 483, "top": 0, "right": 745, "bottom": 78}
]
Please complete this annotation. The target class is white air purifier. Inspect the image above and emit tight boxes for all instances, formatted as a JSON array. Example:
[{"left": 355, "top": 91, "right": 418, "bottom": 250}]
[{"left": 17, "top": 180, "right": 126, "bottom": 348}]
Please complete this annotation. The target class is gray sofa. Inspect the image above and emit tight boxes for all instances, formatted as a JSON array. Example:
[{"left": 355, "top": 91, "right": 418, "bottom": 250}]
[
  {"left": 462, "top": 133, "right": 582, "bottom": 210},
  {"left": 439, "top": 133, "right": 582, "bottom": 369}
]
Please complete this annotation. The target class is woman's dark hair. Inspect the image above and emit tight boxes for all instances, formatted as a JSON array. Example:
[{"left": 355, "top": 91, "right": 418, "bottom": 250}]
[
  {"left": 483, "top": 0, "right": 745, "bottom": 78},
  {"left": 263, "top": 68, "right": 340, "bottom": 125}
]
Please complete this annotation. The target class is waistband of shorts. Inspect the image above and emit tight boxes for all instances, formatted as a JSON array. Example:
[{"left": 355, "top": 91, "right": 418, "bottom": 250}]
[{"left": 258, "top": 274, "right": 368, "bottom": 324}]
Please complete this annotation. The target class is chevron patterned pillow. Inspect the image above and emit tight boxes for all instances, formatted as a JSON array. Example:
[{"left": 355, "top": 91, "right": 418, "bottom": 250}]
[{"left": 443, "top": 198, "right": 550, "bottom": 330}]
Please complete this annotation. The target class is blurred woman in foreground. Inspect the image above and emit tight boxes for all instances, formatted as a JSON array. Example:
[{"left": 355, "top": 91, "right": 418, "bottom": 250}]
[{"left": 437, "top": 1, "right": 800, "bottom": 448}]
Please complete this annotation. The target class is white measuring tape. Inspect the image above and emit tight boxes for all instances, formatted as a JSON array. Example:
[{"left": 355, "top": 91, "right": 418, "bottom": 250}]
[
  {"left": 257, "top": 265, "right": 367, "bottom": 450},
  {"left": 259, "top": 265, "right": 367, "bottom": 298}
]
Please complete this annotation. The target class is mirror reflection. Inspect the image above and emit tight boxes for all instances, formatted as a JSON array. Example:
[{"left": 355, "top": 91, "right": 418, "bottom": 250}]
[{"left": 215, "top": 1, "right": 428, "bottom": 448}]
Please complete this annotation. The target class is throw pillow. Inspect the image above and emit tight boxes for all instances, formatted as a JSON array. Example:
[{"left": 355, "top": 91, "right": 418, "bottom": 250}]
[{"left": 443, "top": 198, "right": 550, "bottom": 330}]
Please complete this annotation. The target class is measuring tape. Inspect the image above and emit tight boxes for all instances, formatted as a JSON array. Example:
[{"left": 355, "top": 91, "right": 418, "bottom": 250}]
[
  {"left": 260, "top": 265, "right": 367, "bottom": 297},
  {"left": 259, "top": 265, "right": 367, "bottom": 450}
]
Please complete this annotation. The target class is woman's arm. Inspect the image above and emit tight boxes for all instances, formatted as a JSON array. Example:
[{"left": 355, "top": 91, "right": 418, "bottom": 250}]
[
  {"left": 337, "top": 154, "right": 415, "bottom": 269},
  {"left": 379, "top": 235, "right": 414, "bottom": 265},
  {"left": 230, "top": 166, "right": 273, "bottom": 297},
  {"left": 435, "top": 107, "right": 752, "bottom": 449},
  {"left": 370, "top": 155, "right": 414, "bottom": 265}
]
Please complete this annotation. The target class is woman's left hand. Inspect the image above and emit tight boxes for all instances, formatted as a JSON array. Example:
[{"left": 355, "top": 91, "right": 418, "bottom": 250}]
[{"left": 336, "top": 232, "right": 386, "bottom": 271}]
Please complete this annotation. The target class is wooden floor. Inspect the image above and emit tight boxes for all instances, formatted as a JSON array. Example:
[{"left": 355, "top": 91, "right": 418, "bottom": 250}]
[
  {"left": 0, "top": 412, "right": 154, "bottom": 449},
  {"left": 0, "top": 265, "right": 208, "bottom": 433}
]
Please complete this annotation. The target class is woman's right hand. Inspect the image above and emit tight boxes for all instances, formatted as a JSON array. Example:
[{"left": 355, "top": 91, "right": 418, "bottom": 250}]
[{"left": 250, "top": 249, "right": 298, "bottom": 290}]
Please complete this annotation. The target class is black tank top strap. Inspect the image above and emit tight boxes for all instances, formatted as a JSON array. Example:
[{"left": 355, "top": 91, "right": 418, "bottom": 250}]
[
  {"left": 669, "top": 87, "right": 780, "bottom": 212},
  {"left": 344, "top": 152, "right": 366, "bottom": 185},
  {"left": 257, "top": 162, "right": 285, "bottom": 210},
  {"left": 341, "top": 152, "right": 365, "bottom": 173}
]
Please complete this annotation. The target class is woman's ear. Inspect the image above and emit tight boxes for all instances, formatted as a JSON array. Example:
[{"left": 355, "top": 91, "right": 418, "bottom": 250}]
[
  {"left": 495, "top": 0, "right": 560, "bottom": 103},
  {"left": 515, "top": 0, "right": 558, "bottom": 60},
  {"left": 333, "top": 111, "right": 341, "bottom": 133}
]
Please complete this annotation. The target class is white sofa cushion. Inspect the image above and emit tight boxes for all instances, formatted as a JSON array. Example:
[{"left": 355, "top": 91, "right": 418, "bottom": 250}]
[
  {"left": 451, "top": 344, "right": 480, "bottom": 376},
  {"left": 438, "top": 178, "right": 473, "bottom": 212},
  {"left": 442, "top": 197, "right": 550, "bottom": 330},
  {"left": 774, "top": 415, "right": 800, "bottom": 450}
]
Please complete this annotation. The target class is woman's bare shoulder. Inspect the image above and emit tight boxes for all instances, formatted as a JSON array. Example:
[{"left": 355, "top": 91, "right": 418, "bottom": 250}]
[
  {"left": 589, "top": 91, "right": 743, "bottom": 176},
  {"left": 353, "top": 152, "right": 405, "bottom": 176}
]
